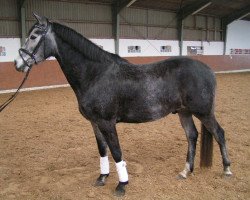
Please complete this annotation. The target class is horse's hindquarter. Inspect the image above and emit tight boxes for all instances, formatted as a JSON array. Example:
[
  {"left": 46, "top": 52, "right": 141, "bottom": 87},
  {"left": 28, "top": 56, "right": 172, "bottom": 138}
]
[{"left": 176, "top": 58, "right": 216, "bottom": 116}]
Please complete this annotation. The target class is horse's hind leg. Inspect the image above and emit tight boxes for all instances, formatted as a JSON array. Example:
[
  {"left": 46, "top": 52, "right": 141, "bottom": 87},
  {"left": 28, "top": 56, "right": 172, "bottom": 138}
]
[
  {"left": 96, "top": 120, "right": 128, "bottom": 197},
  {"left": 196, "top": 114, "right": 232, "bottom": 176},
  {"left": 91, "top": 122, "right": 109, "bottom": 186},
  {"left": 178, "top": 112, "right": 198, "bottom": 179}
]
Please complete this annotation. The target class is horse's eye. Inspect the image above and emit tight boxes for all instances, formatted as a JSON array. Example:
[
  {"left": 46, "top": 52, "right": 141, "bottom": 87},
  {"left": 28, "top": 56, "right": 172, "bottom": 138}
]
[{"left": 30, "top": 35, "right": 37, "bottom": 40}]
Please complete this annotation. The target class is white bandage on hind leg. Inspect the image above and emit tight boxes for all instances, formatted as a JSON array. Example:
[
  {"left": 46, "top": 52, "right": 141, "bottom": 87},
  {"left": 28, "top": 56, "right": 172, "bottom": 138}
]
[
  {"left": 115, "top": 160, "right": 128, "bottom": 182},
  {"left": 100, "top": 156, "right": 109, "bottom": 174}
]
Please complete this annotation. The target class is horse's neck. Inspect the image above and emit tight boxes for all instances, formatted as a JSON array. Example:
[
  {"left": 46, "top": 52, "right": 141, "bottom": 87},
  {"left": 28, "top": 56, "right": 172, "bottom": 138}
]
[{"left": 54, "top": 36, "right": 109, "bottom": 95}]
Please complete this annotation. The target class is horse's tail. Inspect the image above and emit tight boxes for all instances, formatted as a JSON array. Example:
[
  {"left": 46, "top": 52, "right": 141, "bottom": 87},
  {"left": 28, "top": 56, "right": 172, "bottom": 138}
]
[{"left": 200, "top": 124, "right": 213, "bottom": 168}]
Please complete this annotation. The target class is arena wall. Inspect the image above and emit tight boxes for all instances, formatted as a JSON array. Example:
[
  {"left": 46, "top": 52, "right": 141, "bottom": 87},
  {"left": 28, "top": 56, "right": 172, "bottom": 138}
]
[
  {"left": 1, "top": 20, "right": 250, "bottom": 91},
  {"left": 1, "top": 55, "right": 250, "bottom": 91}
]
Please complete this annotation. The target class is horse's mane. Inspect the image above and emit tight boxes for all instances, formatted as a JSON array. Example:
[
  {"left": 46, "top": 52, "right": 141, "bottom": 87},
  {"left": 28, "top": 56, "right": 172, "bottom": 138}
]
[{"left": 52, "top": 22, "right": 128, "bottom": 64}]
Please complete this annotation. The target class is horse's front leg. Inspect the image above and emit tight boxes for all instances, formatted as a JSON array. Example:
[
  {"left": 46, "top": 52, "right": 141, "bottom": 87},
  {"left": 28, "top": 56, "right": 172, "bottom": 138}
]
[
  {"left": 96, "top": 120, "right": 128, "bottom": 197},
  {"left": 91, "top": 122, "right": 110, "bottom": 186}
]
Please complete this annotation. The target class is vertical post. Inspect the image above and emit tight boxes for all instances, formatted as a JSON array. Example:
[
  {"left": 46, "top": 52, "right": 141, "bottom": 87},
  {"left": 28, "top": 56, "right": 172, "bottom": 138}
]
[
  {"left": 112, "top": 0, "right": 138, "bottom": 55},
  {"left": 206, "top": 16, "right": 208, "bottom": 41},
  {"left": 112, "top": 3, "right": 120, "bottom": 55},
  {"left": 213, "top": 17, "right": 216, "bottom": 41},
  {"left": 21, "top": 6, "right": 26, "bottom": 45},
  {"left": 222, "top": 25, "right": 228, "bottom": 55},
  {"left": 18, "top": 0, "right": 26, "bottom": 45},
  {"left": 178, "top": 18, "right": 183, "bottom": 56},
  {"left": 115, "top": 13, "right": 120, "bottom": 55}
]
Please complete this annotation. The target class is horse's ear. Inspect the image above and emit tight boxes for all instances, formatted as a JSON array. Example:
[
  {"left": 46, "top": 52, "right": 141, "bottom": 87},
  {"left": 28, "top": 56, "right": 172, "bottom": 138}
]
[{"left": 33, "top": 12, "right": 48, "bottom": 27}]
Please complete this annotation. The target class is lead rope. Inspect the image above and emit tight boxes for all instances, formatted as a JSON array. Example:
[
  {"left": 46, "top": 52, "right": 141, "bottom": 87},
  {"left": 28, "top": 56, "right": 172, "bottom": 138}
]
[{"left": 0, "top": 68, "right": 31, "bottom": 112}]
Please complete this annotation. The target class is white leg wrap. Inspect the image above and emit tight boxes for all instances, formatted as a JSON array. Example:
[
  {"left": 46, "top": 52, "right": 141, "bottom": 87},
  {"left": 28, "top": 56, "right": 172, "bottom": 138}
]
[
  {"left": 224, "top": 166, "right": 233, "bottom": 176},
  {"left": 179, "top": 162, "right": 191, "bottom": 179},
  {"left": 115, "top": 160, "right": 128, "bottom": 183},
  {"left": 100, "top": 156, "right": 109, "bottom": 174}
]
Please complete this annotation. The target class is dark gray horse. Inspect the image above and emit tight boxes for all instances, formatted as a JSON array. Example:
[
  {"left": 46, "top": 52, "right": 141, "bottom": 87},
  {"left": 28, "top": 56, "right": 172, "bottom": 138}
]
[{"left": 14, "top": 14, "right": 232, "bottom": 196}]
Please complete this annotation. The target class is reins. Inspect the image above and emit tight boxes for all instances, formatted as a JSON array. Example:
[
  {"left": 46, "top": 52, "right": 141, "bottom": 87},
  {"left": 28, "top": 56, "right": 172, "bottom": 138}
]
[
  {"left": 0, "top": 23, "right": 49, "bottom": 113},
  {"left": 0, "top": 69, "right": 31, "bottom": 112}
]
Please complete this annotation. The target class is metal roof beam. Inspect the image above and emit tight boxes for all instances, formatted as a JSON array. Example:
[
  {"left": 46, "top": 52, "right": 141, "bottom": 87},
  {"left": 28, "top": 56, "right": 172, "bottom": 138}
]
[
  {"left": 17, "top": 0, "right": 27, "bottom": 45},
  {"left": 17, "top": 0, "right": 26, "bottom": 13},
  {"left": 178, "top": 0, "right": 212, "bottom": 20},
  {"left": 19, "top": 0, "right": 26, "bottom": 7},
  {"left": 222, "top": 5, "right": 250, "bottom": 26},
  {"left": 112, "top": 4, "right": 120, "bottom": 54},
  {"left": 112, "top": 0, "right": 137, "bottom": 54},
  {"left": 117, "top": 0, "right": 137, "bottom": 13}
]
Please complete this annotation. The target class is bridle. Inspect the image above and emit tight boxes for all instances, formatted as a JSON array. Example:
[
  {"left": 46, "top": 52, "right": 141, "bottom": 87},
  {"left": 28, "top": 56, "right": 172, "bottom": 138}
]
[
  {"left": 0, "top": 23, "right": 49, "bottom": 112},
  {"left": 18, "top": 23, "right": 49, "bottom": 69}
]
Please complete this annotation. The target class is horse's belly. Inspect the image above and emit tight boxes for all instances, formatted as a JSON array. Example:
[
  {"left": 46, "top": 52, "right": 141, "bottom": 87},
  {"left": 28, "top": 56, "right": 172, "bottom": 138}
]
[{"left": 118, "top": 104, "right": 171, "bottom": 123}]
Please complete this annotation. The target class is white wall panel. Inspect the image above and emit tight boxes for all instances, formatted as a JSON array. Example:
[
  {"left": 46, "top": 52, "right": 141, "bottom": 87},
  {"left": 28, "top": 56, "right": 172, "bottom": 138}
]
[
  {"left": 119, "top": 39, "right": 179, "bottom": 57},
  {"left": 90, "top": 39, "right": 115, "bottom": 53},
  {"left": 182, "top": 41, "right": 224, "bottom": 55},
  {"left": 0, "top": 37, "right": 226, "bottom": 62},
  {"left": 226, "top": 20, "right": 250, "bottom": 54},
  {"left": 0, "top": 38, "right": 114, "bottom": 62},
  {"left": 0, "top": 38, "right": 20, "bottom": 62}
]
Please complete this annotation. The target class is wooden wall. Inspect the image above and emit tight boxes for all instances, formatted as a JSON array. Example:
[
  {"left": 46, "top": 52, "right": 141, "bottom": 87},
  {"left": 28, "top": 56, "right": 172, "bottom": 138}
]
[{"left": 0, "top": 55, "right": 250, "bottom": 91}]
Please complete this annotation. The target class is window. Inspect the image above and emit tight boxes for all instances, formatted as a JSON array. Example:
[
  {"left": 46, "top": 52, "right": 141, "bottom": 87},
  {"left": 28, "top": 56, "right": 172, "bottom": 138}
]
[
  {"left": 230, "top": 49, "right": 250, "bottom": 55},
  {"left": 160, "top": 45, "right": 172, "bottom": 52},
  {"left": 0, "top": 46, "right": 6, "bottom": 56},
  {"left": 187, "top": 46, "right": 203, "bottom": 55},
  {"left": 128, "top": 46, "right": 141, "bottom": 53}
]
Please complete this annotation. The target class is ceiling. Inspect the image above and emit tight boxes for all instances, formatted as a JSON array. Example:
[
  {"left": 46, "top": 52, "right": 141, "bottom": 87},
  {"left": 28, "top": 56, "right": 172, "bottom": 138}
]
[{"left": 85, "top": 0, "right": 250, "bottom": 21}]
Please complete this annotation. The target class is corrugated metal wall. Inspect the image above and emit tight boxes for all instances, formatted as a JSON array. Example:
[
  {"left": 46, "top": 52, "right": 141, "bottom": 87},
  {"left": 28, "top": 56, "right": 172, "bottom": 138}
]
[
  {"left": 120, "top": 8, "right": 178, "bottom": 40},
  {"left": 183, "top": 15, "right": 222, "bottom": 41},
  {"left": 0, "top": 0, "right": 223, "bottom": 41},
  {"left": 0, "top": 0, "right": 20, "bottom": 37},
  {"left": 120, "top": 7, "right": 222, "bottom": 41},
  {"left": 25, "top": 0, "right": 112, "bottom": 38}
]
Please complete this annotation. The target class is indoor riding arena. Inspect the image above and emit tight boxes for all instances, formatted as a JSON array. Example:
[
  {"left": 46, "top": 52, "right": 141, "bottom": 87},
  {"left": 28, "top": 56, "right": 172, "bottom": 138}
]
[{"left": 0, "top": 0, "right": 250, "bottom": 199}]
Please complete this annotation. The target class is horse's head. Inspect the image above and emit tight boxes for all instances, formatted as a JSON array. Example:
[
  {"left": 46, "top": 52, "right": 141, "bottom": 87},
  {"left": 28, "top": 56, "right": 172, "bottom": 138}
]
[{"left": 14, "top": 13, "right": 53, "bottom": 72}]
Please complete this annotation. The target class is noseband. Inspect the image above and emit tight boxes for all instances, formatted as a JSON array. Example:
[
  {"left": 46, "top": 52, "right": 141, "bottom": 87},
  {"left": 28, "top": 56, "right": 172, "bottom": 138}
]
[{"left": 19, "top": 24, "right": 49, "bottom": 69}]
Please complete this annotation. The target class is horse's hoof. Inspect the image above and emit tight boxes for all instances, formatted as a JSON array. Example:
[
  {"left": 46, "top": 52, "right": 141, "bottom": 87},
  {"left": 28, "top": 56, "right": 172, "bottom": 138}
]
[
  {"left": 223, "top": 167, "right": 233, "bottom": 178},
  {"left": 177, "top": 173, "right": 187, "bottom": 180},
  {"left": 223, "top": 172, "right": 233, "bottom": 178},
  {"left": 114, "top": 182, "right": 128, "bottom": 197},
  {"left": 177, "top": 170, "right": 189, "bottom": 180},
  {"left": 94, "top": 174, "right": 109, "bottom": 187}
]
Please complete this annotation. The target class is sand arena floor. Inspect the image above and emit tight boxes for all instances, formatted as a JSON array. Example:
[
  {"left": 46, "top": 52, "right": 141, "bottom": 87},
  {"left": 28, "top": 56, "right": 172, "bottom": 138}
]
[{"left": 0, "top": 73, "right": 249, "bottom": 200}]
